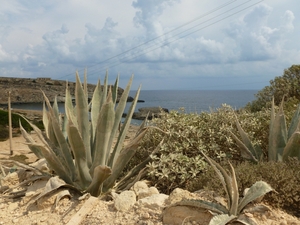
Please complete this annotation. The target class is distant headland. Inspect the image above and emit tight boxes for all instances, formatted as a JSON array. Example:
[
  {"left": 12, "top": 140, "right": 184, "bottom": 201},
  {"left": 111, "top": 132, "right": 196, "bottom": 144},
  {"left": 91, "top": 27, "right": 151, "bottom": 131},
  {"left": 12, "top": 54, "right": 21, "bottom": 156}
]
[{"left": 0, "top": 77, "right": 125, "bottom": 105}]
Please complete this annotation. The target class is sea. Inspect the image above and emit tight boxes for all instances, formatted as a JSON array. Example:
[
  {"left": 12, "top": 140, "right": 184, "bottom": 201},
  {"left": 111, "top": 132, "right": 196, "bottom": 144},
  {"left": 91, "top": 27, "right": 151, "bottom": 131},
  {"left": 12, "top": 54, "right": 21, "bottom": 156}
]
[{"left": 9, "top": 90, "right": 258, "bottom": 125}]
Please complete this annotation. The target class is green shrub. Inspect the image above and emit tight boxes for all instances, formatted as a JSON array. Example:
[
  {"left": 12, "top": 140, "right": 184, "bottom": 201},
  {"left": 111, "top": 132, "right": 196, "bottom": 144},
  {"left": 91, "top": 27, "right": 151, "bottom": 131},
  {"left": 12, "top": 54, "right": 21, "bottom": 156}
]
[
  {"left": 186, "top": 160, "right": 300, "bottom": 217},
  {"left": 245, "top": 64, "right": 300, "bottom": 112},
  {"left": 169, "top": 152, "right": 273, "bottom": 225},
  {"left": 0, "top": 124, "right": 9, "bottom": 141},
  {"left": 132, "top": 105, "right": 271, "bottom": 193},
  {"left": 0, "top": 109, "right": 32, "bottom": 132}
]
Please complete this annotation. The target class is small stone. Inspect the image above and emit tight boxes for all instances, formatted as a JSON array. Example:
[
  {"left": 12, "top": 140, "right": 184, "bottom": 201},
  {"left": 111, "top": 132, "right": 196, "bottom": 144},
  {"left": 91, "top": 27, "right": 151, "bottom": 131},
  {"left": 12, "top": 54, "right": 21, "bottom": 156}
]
[
  {"left": 137, "top": 194, "right": 168, "bottom": 210},
  {"left": 12, "top": 218, "right": 19, "bottom": 224},
  {"left": 114, "top": 190, "right": 136, "bottom": 212},
  {"left": 279, "top": 221, "right": 287, "bottom": 225},
  {"left": 133, "top": 181, "right": 148, "bottom": 192},
  {"left": 141, "top": 212, "right": 150, "bottom": 219},
  {"left": 137, "top": 187, "right": 160, "bottom": 200}
]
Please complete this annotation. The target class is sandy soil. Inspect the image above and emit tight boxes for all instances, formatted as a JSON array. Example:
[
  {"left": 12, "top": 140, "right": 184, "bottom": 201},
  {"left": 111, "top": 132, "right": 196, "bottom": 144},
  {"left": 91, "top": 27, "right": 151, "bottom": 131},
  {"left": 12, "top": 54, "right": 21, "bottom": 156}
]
[{"left": 0, "top": 109, "right": 299, "bottom": 225}]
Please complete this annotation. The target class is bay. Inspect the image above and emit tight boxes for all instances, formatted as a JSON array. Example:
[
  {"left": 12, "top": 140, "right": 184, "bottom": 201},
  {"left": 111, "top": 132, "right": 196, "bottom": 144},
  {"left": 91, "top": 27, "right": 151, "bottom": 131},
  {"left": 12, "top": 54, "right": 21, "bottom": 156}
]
[
  {"left": 128, "top": 90, "right": 258, "bottom": 114},
  {"left": 9, "top": 90, "right": 258, "bottom": 125}
]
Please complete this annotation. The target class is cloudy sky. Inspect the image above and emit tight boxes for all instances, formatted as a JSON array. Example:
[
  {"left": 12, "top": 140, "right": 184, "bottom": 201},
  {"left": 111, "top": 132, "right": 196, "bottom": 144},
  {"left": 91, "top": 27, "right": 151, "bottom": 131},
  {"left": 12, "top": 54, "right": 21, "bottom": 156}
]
[{"left": 0, "top": 0, "right": 299, "bottom": 90}]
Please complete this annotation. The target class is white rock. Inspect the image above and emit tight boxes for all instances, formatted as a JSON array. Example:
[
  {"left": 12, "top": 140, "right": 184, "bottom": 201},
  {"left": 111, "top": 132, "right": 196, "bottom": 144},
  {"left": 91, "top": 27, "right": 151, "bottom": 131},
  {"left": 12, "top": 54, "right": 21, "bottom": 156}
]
[
  {"left": 1, "top": 172, "right": 19, "bottom": 187},
  {"left": 114, "top": 190, "right": 136, "bottom": 212},
  {"left": 133, "top": 181, "right": 148, "bottom": 193},
  {"left": 137, "top": 193, "right": 168, "bottom": 210},
  {"left": 163, "top": 205, "right": 212, "bottom": 225},
  {"left": 166, "top": 188, "right": 195, "bottom": 205},
  {"left": 29, "top": 158, "right": 49, "bottom": 171},
  {"left": 137, "top": 186, "right": 160, "bottom": 200}
]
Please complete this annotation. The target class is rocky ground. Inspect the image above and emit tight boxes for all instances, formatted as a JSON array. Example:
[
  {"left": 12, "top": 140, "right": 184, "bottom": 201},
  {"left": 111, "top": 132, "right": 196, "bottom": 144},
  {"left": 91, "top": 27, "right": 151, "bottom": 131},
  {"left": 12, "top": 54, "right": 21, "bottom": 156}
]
[{"left": 0, "top": 110, "right": 299, "bottom": 225}]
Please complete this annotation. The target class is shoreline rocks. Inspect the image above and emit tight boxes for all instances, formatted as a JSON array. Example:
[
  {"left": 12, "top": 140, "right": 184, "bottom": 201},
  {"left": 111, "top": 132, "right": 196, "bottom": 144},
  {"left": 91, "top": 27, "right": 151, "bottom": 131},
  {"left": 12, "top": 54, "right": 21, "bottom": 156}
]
[{"left": 132, "top": 107, "right": 169, "bottom": 120}]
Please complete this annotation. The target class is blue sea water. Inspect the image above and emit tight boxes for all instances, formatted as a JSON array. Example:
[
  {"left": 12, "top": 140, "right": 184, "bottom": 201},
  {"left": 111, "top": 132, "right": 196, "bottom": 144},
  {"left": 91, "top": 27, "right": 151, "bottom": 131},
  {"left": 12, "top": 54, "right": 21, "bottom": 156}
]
[
  {"left": 10, "top": 90, "right": 258, "bottom": 125},
  {"left": 128, "top": 90, "right": 258, "bottom": 113}
]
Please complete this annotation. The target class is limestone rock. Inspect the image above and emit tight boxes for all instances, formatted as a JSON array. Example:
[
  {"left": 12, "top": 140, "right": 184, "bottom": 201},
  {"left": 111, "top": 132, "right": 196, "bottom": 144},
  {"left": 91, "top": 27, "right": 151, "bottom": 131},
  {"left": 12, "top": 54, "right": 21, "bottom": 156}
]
[
  {"left": 137, "top": 194, "right": 168, "bottom": 210},
  {"left": 166, "top": 188, "right": 196, "bottom": 205},
  {"left": 132, "top": 107, "right": 169, "bottom": 120},
  {"left": 137, "top": 187, "right": 159, "bottom": 200},
  {"left": 133, "top": 181, "right": 148, "bottom": 193},
  {"left": 133, "top": 181, "right": 159, "bottom": 200},
  {"left": 114, "top": 190, "right": 136, "bottom": 212},
  {"left": 163, "top": 205, "right": 212, "bottom": 225}
]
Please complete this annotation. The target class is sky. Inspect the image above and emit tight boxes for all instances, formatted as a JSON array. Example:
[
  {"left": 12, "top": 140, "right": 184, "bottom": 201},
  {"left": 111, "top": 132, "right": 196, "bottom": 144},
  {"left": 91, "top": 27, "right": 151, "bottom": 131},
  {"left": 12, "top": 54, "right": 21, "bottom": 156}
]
[{"left": 0, "top": 0, "right": 299, "bottom": 90}]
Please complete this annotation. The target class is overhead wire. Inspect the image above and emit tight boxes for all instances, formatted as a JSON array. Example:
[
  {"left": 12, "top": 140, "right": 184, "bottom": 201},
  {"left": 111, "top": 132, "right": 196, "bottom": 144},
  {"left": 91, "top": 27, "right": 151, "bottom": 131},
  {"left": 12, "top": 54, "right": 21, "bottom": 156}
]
[
  {"left": 89, "top": 0, "right": 263, "bottom": 76},
  {"left": 87, "top": 0, "right": 262, "bottom": 77},
  {"left": 57, "top": 0, "right": 268, "bottom": 90},
  {"left": 59, "top": 0, "right": 238, "bottom": 79}
]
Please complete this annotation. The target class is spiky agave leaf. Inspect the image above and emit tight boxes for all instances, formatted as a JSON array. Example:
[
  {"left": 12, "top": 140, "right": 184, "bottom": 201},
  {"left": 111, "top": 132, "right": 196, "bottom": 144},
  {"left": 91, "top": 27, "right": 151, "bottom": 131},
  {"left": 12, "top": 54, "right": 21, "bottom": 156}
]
[
  {"left": 86, "top": 165, "right": 112, "bottom": 197},
  {"left": 102, "top": 126, "right": 148, "bottom": 192},
  {"left": 19, "top": 121, "right": 44, "bottom": 159},
  {"left": 282, "top": 130, "right": 300, "bottom": 160},
  {"left": 75, "top": 72, "right": 92, "bottom": 167},
  {"left": 287, "top": 103, "right": 300, "bottom": 139},
  {"left": 115, "top": 137, "right": 164, "bottom": 191},
  {"left": 90, "top": 89, "right": 115, "bottom": 174},
  {"left": 112, "top": 74, "right": 119, "bottom": 104},
  {"left": 43, "top": 101, "right": 49, "bottom": 137},
  {"left": 42, "top": 91, "right": 76, "bottom": 180},
  {"left": 107, "top": 77, "right": 137, "bottom": 168},
  {"left": 268, "top": 97, "right": 287, "bottom": 161},
  {"left": 231, "top": 114, "right": 262, "bottom": 162},
  {"left": 235, "top": 214, "right": 258, "bottom": 225},
  {"left": 67, "top": 119, "right": 92, "bottom": 189},
  {"left": 228, "top": 163, "right": 239, "bottom": 216},
  {"left": 228, "top": 130, "right": 258, "bottom": 163},
  {"left": 209, "top": 214, "right": 237, "bottom": 225},
  {"left": 26, "top": 176, "right": 81, "bottom": 210},
  {"left": 174, "top": 199, "right": 228, "bottom": 215},
  {"left": 201, "top": 152, "right": 238, "bottom": 214},
  {"left": 90, "top": 79, "right": 102, "bottom": 151},
  {"left": 106, "top": 75, "right": 134, "bottom": 168},
  {"left": 237, "top": 181, "right": 273, "bottom": 214}
]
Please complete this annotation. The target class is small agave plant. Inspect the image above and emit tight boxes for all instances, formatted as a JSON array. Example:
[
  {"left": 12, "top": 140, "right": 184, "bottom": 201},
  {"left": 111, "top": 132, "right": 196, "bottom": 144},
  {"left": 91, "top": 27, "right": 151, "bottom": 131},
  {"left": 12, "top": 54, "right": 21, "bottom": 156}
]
[
  {"left": 20, "top": 71, "right": 150, "bottom": 197},
  {"left": 230, "top": 97, "right": 300, "bottom": 162},
  {"left": 168, "top": 152, "right": 273, "bottom": 225}
]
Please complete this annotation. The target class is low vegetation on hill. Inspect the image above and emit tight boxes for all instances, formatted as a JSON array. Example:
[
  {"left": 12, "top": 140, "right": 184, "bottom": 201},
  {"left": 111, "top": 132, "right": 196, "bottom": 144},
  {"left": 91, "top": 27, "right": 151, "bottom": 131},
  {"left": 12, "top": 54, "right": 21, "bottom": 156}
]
[
  {"left": 126, "top": 64, "right": 300, "bottom": 217},
  {"left": 1, "top": 65, "right": 300, "bottom": 221}
]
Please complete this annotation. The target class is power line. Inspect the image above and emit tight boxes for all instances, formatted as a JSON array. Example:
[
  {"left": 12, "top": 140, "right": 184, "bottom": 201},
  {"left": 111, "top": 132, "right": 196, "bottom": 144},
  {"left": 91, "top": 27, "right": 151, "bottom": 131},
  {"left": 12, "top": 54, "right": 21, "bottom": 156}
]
[
  {"left": 87, "top": 0, "right": 263, "bottom": 77},
  {"left": 58, "top": 0, "right": 253, "bottom": 79}
]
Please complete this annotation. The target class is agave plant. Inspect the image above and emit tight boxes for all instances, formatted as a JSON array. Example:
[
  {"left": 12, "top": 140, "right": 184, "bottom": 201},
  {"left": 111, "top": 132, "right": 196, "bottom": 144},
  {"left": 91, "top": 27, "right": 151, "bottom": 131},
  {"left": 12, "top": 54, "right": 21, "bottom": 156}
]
[
  {"left": 230, "top": 97, "right": 300, "bottom": 162},
  {"left": 168, "top": 152, "right": 273, "bottom": 225},
  {"left": 20, "top": 71, "right": 151, "bottom": 196}
]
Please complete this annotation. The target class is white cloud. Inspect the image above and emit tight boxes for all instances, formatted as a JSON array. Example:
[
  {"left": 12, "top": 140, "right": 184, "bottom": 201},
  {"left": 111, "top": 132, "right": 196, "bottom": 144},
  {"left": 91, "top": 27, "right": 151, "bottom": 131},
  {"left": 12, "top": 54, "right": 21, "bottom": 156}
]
[{"left": 0, "top": 0, "right": 299, "bottom": 90}]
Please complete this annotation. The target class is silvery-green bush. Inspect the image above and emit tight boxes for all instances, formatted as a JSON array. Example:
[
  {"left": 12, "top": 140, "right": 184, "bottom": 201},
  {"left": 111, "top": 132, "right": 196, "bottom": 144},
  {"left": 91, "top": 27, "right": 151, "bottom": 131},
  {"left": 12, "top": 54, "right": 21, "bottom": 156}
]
[{"left": 134, "top": 105, "right": 271, "bottom": 193}]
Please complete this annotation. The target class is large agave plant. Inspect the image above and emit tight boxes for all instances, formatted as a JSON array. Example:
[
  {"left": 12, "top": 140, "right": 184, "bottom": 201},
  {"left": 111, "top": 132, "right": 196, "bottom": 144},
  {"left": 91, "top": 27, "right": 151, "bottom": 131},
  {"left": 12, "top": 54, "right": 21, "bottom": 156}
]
[
  {"left": 230, "top": 97, "right": 300, "bottom": 162},
  {"left": 20, "top": 71, "right": 150, "bottom": 196},
  {"left": 167, "top": 152, "right": 273, "bottom": 225}
]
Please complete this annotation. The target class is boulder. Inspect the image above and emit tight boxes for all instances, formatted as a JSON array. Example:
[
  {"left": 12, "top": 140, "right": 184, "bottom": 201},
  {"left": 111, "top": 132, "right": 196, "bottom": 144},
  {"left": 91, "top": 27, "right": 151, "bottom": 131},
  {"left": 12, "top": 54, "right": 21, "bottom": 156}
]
[
  {"left": 132, "top": 107, "right": 169, "bottom": 120},
  {"left": 137, "top": 193, "right": 169, "bottom": 210},
  {"left": 133, "top": 181, "right": 159, "bottom": 200},
  {"left": 114, "top": 190, "right": 136, "bottom": 212},
  {"left": 163, "top": 205, "right": 212, "bottom": 225}
]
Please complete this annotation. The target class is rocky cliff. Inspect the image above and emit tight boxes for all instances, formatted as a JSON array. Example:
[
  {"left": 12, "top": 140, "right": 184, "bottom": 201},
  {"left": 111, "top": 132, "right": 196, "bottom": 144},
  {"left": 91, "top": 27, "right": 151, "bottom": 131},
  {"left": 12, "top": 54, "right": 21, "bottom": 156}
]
[{"left": 0, "top": 77, "right": 124, "bottom": 105}]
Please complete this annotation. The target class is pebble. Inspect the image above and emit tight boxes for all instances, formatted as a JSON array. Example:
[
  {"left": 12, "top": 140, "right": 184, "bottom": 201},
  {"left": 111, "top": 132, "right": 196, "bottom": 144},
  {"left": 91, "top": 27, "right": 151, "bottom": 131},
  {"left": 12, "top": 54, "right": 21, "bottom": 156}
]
[
  {"left": 141, "top": 212, "right": 150, "bottom": 219},
  {"left": 12, "top": 218, "right": 19, "bottom": 223}
]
